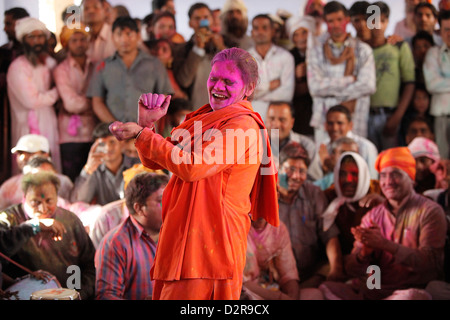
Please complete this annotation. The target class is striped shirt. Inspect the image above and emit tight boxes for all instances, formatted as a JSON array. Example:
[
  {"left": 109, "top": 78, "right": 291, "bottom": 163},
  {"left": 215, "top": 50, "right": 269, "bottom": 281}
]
[
  {"left": 95, "top": 215, "right": 157, "bottom": 300},
  {"left": 307, "top": 34, "right": 376, "bottom": 138}
]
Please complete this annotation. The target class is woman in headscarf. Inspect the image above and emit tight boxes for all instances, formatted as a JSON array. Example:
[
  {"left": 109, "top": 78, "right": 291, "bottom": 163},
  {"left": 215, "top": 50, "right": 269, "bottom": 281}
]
[{"left": 323, "top": 152, "right": 383, "bottom": 256}]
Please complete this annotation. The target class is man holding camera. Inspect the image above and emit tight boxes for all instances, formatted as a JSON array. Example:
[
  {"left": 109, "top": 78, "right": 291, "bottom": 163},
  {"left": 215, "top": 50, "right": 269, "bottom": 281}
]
[
  {"left": 172, "top": 3, "right": 235, "bottom": 109},
  {"left": 70, "top": 122, "right": 140, "bottom": 206}
]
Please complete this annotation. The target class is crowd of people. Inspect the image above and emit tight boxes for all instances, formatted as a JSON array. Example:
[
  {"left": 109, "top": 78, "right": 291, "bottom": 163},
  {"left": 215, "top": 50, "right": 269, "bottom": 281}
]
[{"left": 0, "top": 0, "right": 450, "bottom": 301}]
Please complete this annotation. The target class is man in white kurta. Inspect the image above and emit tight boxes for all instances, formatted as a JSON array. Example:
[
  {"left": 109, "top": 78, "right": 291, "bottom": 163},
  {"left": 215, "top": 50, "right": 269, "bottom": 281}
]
[
  {"left": 248, "top": 14, "right": 295, "bottom": 122},
  {"left": 7, "top": 17, "right": 60, "bottom": 175}
]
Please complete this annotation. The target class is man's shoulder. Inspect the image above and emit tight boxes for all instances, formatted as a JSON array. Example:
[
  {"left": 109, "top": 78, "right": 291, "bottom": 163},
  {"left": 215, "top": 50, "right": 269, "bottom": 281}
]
[
  {"left": 354, "top": 38, "right": 373, "bottom": 54},
  {"left": 412, "top": 193, "right": 445, "bottom": 212},
  {"left": 301, "top": 180, "right": 324, "bottom": 197},
  {"left": 272, "top": 44, "right": 292, "bottom": 55},
  {"left": 426, "top": 45, "right": 443, "bottom": 57},
  {"left": 1, "top": 203, "right": 22, "bottom": 216},
  {"left": 0, "top": 174, "right": 22, "bottom": 188},
  {"left": 290, "top": 131, "right": 314, "bottom": 144},
  {"left": 8, "top": 55, "right": 27, "bottom": 69},
  {"left": 349, "top": 132, "right": 378, "bottom": 151}
]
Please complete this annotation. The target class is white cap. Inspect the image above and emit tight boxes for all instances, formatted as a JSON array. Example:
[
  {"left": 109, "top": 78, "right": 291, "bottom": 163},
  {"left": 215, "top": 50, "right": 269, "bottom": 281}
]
[
  {"left": 221, "top": 0, "right": 248, "bottom": 18},
  {"left": 15, "top": 17, "right": 50, "bottom": 43},
  {"left": 11, "top": 134, "right": 50, "bottom": 154}
]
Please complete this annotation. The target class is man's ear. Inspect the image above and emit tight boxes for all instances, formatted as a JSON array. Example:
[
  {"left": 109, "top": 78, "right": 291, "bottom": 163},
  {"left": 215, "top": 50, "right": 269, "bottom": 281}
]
[
  {"left": 244, "top": 82, "right": 256, "bottom": 98},
  {"left": 133, "top": 202, "right": 142, "bottom": 216}
]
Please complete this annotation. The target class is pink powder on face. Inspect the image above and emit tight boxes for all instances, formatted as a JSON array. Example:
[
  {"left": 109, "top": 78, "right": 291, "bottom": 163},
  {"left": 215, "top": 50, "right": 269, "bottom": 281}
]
[{"left": 207, "top": 60, "right": 248, "bottom": 111}]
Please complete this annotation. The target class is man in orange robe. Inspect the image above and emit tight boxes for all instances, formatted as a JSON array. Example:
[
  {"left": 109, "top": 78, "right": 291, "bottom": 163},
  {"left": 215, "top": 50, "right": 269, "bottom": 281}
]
[{"left": 109, "top": 48, "right": 279, "bottom": 300}]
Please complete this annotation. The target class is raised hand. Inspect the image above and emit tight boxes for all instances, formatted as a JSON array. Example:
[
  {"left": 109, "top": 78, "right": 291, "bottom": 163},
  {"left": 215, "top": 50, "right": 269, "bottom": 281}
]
[
  {"left": 138, "top": 93, "right": 171, "bottom": 128},
  {"left": 109, "top": 121, "right": 143, "bottom": 141}
]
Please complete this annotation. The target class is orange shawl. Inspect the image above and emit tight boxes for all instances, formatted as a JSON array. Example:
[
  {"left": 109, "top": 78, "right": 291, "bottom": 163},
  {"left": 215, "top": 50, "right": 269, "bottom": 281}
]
[{"left": 173, "top": 101, "right": 279, "bottom": 227}]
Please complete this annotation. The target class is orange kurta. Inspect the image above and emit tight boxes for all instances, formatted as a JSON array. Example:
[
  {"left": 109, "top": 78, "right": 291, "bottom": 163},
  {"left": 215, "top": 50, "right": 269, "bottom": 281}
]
[{"left": 134, "top": 100, "right": 279, "bottom": 299}]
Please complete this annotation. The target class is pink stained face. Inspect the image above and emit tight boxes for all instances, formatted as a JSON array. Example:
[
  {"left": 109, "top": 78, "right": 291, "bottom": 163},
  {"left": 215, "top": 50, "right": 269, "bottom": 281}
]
[
  {"left": 207, "top": 60, "right": 249, "bottom": 111},
  {"left": 325, "top": 11, "right": 349, "bottom": 38}
]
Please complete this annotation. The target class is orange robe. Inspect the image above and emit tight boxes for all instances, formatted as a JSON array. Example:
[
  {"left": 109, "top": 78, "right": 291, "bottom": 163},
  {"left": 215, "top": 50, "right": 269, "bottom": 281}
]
[{"left": 134, "top": 100, "right": 279, "bottom": 299}]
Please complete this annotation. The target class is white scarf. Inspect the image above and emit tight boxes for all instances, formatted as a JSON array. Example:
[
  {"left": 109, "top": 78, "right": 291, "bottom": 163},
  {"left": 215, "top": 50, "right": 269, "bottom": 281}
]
[{"left": 322, "top": 152, "right": 371, "bottom": 231}]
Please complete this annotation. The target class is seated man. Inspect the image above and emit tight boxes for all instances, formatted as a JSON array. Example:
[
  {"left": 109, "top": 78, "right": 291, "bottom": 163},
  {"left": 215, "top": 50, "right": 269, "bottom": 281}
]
[
  {"left": 320, "top": 147, "right": 447, "bottom": 300},
  {"left": 0, "top": 171, "right": 96, "bottom": 300},
  {"left": 89, "top": 164, "right": 165, "bottom": 248},
  {"left": 95, "top": 171, "right": 169, "bottom": 300},
  {"left": 242, "top": 217, "right": 323, "bottom": 300},
  {"left": 265, "top": 101, "right": 316, "bottom": 169},
  {"left": 21, "top": 156, "right": 102, "bottom": 232},
  {"left": 0, "top": 134, "right": 73, "bottom": 210},
  {"left": 308, "top": 105, "right": 379, "bottom": 181},
  {"left": 71, "top": 122, "right": 141, "bottom": 205},
  {"left": 277, "top": 141, "right": 345, "bottom": 288},
  {"left": 408, "top": 136, "right": 442, "bottom": 194},
  {"left": 323, "top": 152, "right": 383, "bottom": 257}
]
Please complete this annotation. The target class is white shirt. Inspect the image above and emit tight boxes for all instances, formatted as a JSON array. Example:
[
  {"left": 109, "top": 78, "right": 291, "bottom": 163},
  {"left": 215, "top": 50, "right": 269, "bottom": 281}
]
[
  {"left": 308, "top": 131, "right": 379, "bottom": 181},
  {"left": 423, "top": 44, "right": 450, "bottom": 116},
  {"left": 248, "top": 45, "right": 295, "bottom": 121}
]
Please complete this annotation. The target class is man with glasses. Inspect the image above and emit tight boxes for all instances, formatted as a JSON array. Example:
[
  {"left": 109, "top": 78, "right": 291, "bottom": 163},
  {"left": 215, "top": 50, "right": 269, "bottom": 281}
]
[{"left": 277, "top": 141, "right": 345, "bottom": 288}]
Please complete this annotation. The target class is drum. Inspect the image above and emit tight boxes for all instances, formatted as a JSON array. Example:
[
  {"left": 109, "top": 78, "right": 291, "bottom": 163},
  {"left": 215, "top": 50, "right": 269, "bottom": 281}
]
[
  {"left": 30, "top": 288, "right": 81, "bottom": 300},
  {"left": 4, "top": 271, "right": 61, "bottom": 300}
]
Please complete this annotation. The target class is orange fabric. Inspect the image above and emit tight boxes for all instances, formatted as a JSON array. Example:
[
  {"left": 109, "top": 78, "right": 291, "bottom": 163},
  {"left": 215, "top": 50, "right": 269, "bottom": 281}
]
[
  {"left": 153, "top": 278, "right": 242, "bottom": 300},
  {"left": 375, "top": 147, "right": 416, "bottom": 181},
  {"left": 135, "top": 100, "right": 278, "bottom": 299},
  {"left": 59, "top": 24, "right": 89, "bottom": 48}
]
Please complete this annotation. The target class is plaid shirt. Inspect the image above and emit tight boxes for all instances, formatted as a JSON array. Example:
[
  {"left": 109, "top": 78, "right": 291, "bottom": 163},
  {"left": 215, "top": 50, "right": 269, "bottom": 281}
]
[
  {"left": 307, "top": 35, "right": 376, "bottom": 137},
  {"left": 95, "top": 215, "right": 157, "bottom": 300}
]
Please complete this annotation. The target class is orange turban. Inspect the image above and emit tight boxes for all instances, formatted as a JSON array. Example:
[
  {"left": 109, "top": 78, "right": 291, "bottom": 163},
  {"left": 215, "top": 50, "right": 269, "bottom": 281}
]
[
  {"left": 59, "top": 24, "right": 89, "bottom": 48},
  {"left": 375, "top": 147, "right": 416, "bottom": 181},
  {"left": 122, "top": 164, "right": 166, "bottom": 190}
]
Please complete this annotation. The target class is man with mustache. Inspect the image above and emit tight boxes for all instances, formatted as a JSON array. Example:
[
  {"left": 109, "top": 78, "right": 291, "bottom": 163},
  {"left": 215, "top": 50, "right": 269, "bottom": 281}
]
[
  {"left": 277, "top": 141, "right": 345, "bottom": 288},
  {"left": 6, "top": 17, "right": 61, "bottom": 175},
  {"left": 220, "top": 0, "right": 254, "bottom": 50}
]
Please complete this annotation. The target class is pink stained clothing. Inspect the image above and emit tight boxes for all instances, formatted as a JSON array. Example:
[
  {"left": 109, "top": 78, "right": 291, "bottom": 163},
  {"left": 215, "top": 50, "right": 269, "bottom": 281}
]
[
  {"left": 244, "top": 221, "right": 299, "bottom": 290},
  {"left": 393, "top": 18, "right": 416, "bottom": 40},
  {"left": 345, "top": 192, "right": 447, "bottom": 299},
  {"left": 53, "top": 54, "right": 98, "bottom": 144},
  {"left": 89, "top": 199, "right": 130, "bottom": 249},
  {"left": 86, "top": 23, "right": 116, "bottom": 65},
  {"left": 7, "top": 55, "right": 61, "bottom": 174}
]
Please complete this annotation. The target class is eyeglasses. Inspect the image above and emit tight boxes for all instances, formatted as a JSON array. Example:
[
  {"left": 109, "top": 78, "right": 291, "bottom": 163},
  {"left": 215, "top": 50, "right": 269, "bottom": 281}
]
[{"left": 282, "top": 164, "right": 307, "bottom": 176}]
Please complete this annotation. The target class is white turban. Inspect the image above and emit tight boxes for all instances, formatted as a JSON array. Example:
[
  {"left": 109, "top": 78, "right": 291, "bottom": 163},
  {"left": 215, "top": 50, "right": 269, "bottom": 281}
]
[
  {"left": 221, "top": 0, "right": 248, "bottom": 18},
  {"left": 15, "top": 17, "right": 50, "bottom": 43},
  {"left": 285, "top": 15, "right": 316, "bottom": 42}
]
